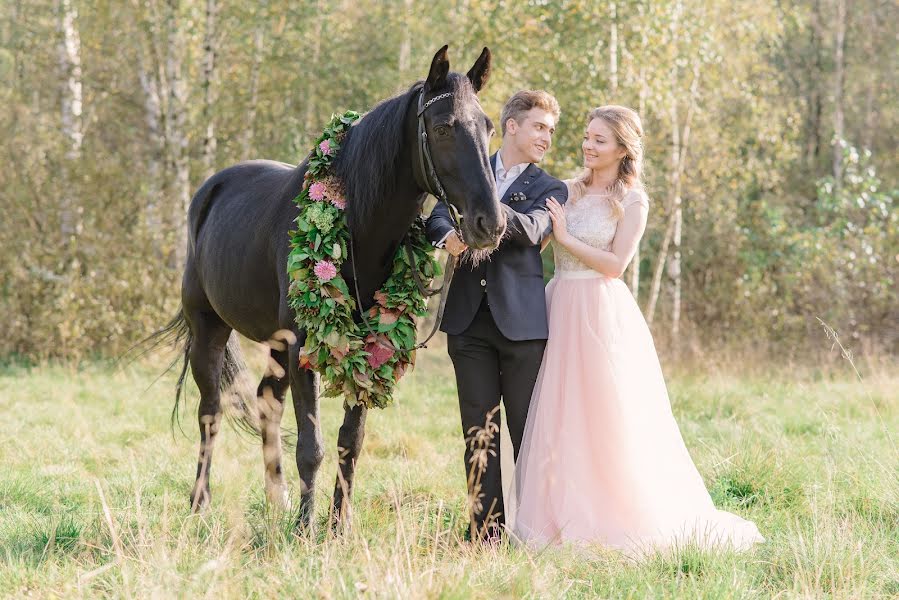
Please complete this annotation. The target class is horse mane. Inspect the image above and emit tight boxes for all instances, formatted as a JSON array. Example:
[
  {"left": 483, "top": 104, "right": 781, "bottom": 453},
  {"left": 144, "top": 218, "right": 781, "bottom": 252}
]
[
  {"left": 334, "top": 82, "right": 420, "bottom": 231},
  {"left": 335, "top": 74, "right": 474, "bottom": 231}
]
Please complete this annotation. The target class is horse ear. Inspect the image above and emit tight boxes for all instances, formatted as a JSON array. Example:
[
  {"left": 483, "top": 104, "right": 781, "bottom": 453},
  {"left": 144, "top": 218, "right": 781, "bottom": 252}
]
[
  {"left": 425, "top": 45, "right": 450, "bottom": 91},
  {"left": 467, "top": 47, "right": 491, "bottom": 93}
]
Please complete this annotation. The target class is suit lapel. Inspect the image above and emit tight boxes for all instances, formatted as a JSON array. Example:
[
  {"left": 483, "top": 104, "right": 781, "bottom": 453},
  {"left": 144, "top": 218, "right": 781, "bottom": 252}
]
[
  {"left": 490, "top": 153, "right": 498, "bottom": 181},
  {"left": 500, "top": 163, "right": 538, "bottom": 205}
]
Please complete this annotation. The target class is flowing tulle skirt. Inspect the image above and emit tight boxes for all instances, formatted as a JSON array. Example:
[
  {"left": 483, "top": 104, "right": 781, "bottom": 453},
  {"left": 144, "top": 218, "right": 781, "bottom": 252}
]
[{"left": 511, "top": 271, "right": 764, "bottom": 556}]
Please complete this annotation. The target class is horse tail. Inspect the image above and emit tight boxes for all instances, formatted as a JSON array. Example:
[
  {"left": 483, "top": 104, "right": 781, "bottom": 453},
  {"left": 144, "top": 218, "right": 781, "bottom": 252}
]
[
  {"left": 218, "top": 333, "right": 263, "bottom": 438},
  {"left": 128, "top": 308, "right": 261, "bottom": 438},
  {"left": 132, "top": 308, "right": 194, "bottom": 431}
]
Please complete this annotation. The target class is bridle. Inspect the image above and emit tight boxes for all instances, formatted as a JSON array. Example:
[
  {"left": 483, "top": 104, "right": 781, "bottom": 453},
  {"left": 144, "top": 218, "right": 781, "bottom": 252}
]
[
  {"left": 348, "top": 87, "right": 466, "bottom": 351},
  {"left": 415, "top": 90, "right": 463, "bottom": 232}
]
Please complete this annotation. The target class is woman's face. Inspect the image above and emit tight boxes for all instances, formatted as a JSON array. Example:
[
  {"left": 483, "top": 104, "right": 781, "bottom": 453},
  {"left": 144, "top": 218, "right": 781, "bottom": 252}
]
[{"left": 582, "top": 118, "right": 626, "bottom": 172}]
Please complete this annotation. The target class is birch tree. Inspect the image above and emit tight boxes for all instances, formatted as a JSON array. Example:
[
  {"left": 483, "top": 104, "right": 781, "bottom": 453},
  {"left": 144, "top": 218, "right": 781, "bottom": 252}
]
[
  {"left": 57, "top": 0, "right": 83, "bottom": 243},
  {"left": 645, "top": 3, "right": 703, "bottom": 330},
  {"left": 164, "top": 0, "right": 190, "bottom": 268},
  {"left": 831, "top": 0, "right": 847, "bottom": 189},
  {"left": 240, "top": 14, "right": 265, "bottom": 160},
  {"left": 201, "top": 0, "right": 218, "bottom": 179}
]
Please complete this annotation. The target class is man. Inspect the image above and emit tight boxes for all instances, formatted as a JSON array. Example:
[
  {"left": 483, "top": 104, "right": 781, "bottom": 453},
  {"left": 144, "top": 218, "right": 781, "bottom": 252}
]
[{"left": 426, "top": 90, "right": 568, "bottom": 541}]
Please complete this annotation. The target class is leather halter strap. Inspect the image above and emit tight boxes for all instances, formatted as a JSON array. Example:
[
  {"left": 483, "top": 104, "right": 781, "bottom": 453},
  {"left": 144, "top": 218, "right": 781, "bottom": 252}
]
[{"left": 347, "top": 88, "right": 462, "bottom": 352}]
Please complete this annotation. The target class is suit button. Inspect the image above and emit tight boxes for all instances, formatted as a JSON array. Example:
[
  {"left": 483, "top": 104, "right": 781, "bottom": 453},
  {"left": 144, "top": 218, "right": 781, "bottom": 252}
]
[{"left": 480, "top": 279, "right": 486, "bottom": 287}]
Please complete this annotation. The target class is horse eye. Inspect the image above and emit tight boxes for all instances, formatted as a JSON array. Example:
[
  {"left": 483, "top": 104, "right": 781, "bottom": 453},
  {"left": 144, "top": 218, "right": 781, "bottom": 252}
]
[{"left": 434, "top": 125, "right": 450, "bottom": 137}]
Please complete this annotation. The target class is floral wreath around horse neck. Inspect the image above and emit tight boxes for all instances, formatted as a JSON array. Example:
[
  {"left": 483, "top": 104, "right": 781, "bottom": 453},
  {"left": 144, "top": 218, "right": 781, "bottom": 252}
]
[{"left": 287, "top": 111, "right": 441, "bottom": 409}]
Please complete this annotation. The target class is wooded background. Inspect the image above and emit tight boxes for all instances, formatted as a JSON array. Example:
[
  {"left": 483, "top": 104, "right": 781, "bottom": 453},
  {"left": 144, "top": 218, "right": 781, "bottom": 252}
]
[{"left": 1, "top": 0, "right": 895, "bottom": 361}]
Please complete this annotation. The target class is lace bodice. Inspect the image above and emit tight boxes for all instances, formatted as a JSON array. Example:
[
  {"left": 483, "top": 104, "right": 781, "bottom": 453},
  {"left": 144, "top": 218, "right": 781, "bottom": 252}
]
[{"left": 553, "top": 190, "right": 649, "bottom": 274}]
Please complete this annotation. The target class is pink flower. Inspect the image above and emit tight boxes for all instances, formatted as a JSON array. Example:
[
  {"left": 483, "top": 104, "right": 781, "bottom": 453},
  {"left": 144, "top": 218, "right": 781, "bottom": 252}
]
[
  {"left": 314, "top": 260, "right": 337, "bottom": 282},
  {"left": 308, "top": 182, "right": 326, "bottom": 201},
  {"left": 331, "top": 196, "right": 346, "bottom": 210},
  {"left": 319, "top": 139, "right": 331, "bottom": 155}
]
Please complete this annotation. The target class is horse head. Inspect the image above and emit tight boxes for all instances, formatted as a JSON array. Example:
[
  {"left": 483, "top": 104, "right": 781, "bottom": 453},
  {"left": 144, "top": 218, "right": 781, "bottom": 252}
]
[{"left": 416, "top": 46, "right": 505, "bottom": 250}]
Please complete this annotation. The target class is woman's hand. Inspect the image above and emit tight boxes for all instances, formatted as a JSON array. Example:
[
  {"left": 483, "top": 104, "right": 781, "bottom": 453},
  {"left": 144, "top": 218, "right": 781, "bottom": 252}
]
[{"left": 546, "top": 197, "right": 571, "bottom": 245}]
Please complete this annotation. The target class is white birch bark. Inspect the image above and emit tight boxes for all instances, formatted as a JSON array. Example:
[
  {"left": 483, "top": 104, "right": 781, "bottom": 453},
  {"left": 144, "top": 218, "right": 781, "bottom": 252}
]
[
  {"left": 138, "top": 37, "right": 165, "bottom": 235},
  {"left": 241, "top": 18, "right": 264, "bottom": 160},
  {"left": 398, "top": 0, "right": 413, "bottom": 77},
  {"left": 609, "top": 2, "right": 618, "bottom": 95},
  {"left": 832, "top": 0, "right": 847, "bottom": 190},
  {"left": 647, "top": 58, "right": 700, "bottom": 329},
  {"left": 165, "top": 0, "right": 190, "bottom": 268},
  {"left": 303, "top": 0, "right": 325, "bottom": 136},
  {"left": 57, "top": 0, "right": 83, "bottom": 240},
  {"left": 670, "top": 201, "right": 682, "bottom": 337},
  {"left": 201, "top": 0, "right": 217, "bottom": 179}
]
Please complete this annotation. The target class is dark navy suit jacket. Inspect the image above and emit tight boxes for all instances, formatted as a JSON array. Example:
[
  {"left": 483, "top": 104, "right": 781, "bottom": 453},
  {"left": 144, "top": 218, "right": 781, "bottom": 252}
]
[{"left": 425, "top": 153, "right": 568, "bottom": 340}]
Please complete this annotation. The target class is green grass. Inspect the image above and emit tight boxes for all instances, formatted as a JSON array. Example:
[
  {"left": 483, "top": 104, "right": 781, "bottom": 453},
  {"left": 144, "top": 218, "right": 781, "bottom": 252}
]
[{"left": 0, "top": 343, "right": 896, "bottom": 598}]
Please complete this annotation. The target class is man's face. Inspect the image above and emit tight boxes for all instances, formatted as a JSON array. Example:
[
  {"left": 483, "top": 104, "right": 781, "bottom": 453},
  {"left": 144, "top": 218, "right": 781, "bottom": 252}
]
[{"left": 506, "top": 107, "right": 556, "bottom": 163}]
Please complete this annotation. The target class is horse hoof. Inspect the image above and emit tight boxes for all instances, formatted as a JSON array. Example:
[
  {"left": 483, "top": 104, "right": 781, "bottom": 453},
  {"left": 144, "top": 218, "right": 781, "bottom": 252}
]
[
  {"left": 330, "top": 516, "right": 352, "bottom": 535},
  {"left": 189, "top": 489, "right": 210, "bottom": 513},
  {"left": 265, "top": 484, "right": 292, "bottom": 511}
]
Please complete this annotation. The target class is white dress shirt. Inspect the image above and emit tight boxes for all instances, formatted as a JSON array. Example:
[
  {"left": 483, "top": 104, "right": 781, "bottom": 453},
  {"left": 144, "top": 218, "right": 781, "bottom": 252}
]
[
  {"left": 494, "top": 151, "right": 530, "bottom": 199},
  {"left": 434, "top": 151, "right": 532, "bottom": 248}
]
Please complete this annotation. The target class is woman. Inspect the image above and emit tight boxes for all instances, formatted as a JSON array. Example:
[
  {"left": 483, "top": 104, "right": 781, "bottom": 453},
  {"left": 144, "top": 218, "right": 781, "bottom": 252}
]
[{"left": 511, "top": 105, "right": 764, "bottom": 556}]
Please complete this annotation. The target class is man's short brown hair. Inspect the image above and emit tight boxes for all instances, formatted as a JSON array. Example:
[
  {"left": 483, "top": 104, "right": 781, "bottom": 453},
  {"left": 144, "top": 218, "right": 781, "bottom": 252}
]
[{"left": 500, "top": 90, "right": 561, "bottom": 136}]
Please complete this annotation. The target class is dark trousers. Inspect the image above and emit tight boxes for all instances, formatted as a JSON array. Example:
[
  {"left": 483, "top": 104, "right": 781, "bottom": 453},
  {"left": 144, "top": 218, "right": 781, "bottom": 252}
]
[{"left": 447, "top": 298, "right": 546, "bottom": 538}]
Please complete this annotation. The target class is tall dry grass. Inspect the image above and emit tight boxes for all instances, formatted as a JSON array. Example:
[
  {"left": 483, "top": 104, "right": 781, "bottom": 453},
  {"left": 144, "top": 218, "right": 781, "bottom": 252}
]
[{"left": 0, "top": 336, "right": 896, "bottom": 598}]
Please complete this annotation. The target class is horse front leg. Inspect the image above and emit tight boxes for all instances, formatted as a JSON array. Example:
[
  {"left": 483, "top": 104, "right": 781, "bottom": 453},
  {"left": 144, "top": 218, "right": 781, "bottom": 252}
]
[
  {"left": 332, "top": 403, "right": 368, "bottom": 529},
  {"left": 258, "top": 331, "right": 293, "bottom": 510},
  {"left": 289, "top": 335, "right": 324, "bottom": 532}
]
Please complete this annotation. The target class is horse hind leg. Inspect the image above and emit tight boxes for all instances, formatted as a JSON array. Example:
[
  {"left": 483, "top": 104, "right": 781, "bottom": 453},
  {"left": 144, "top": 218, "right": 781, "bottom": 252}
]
[
  {"left": 186, "top": 310, "right": 233, "bottom": 512},
  {"left": 258, "top": 329, "right": 296, "bottom": 510}
]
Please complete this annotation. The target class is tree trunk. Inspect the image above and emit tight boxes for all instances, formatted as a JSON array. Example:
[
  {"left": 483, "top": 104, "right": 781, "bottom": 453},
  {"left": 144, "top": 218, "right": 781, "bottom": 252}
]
[
  {"left": 57, "top": 0, "right": 83, "bottom": 242},
  {"left": 647, "top": 59, "right": 700, "bottom": 328},
  {"left": 861, "top": 5, "right": 875, "bottom": 151},
  {"left": 398, "top": 0, "right": 413, "bottom": 77},
  {"left": 165, "top": 0, "right": 189, "bottom": 269},
  {"left": 138, "top": 14, "right": 166, "bottom": 237},
  {"left": 241, "top": 17, "right": 264, "bottom": 160},
  {"left": 806, "top": 0, "right": 824, "bottom": 170},
  {"left": 629, "top": 62, "right": 648, "bottom": 299},
  {"left": 832, "top": 0, "right": 847, "bottom": 190},
  {"left": 201, "top": 0, "right": 217, "bottom": 179},
  {"left": 670, "top": 203, "right": 682, "bottom": 336},
  {"left": 609, "top": 2, "right": 618, "bottom": 95},
  {"left": 303, "top": 0, "right": 325, "bottom": 137}
]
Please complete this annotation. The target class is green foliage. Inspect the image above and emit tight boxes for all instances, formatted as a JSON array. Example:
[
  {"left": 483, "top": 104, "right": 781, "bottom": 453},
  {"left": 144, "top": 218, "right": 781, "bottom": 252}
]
[
  {"left": 287, "top": 112, "right": 440, "bottom": 409},
  {"left": 0, "top": 0, "right": 895, "bottom": 359},
  {"left": 723, "top": 141, "right": 897, "bottom": 344}
]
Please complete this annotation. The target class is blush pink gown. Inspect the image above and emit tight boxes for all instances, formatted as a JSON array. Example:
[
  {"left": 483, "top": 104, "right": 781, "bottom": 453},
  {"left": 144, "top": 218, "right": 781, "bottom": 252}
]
[{"left": 511, "top": 190, "right": 764, "bottom": 556}]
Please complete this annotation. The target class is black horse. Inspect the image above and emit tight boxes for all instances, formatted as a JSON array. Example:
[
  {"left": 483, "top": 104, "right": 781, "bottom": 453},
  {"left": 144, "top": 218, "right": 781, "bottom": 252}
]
[{"left": 149, "top": 46, "right": 503, "bottom": 530}]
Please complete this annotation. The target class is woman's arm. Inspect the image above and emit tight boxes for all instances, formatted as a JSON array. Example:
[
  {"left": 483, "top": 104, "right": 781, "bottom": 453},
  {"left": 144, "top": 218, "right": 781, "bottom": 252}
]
[{"left": 546, "top": 195, "right": 649, "bottom": 278}]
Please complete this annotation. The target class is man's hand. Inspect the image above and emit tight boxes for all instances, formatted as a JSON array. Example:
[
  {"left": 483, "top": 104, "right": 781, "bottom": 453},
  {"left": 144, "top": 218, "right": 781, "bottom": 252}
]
[{"left": 445, "top": 231, "right": 468, "bottom": 257}]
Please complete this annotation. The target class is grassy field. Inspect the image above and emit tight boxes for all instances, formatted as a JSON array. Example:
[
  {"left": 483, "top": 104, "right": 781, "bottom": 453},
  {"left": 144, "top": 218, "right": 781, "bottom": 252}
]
[{"left": 0, "top": 339, "right": 896, "bottom": 598}]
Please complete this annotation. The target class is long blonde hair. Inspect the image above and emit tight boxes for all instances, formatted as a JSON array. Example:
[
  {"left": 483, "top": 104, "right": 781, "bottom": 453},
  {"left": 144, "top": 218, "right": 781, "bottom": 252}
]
[{"left": 567, "top": 105, "right": 644, "bottom": 219}]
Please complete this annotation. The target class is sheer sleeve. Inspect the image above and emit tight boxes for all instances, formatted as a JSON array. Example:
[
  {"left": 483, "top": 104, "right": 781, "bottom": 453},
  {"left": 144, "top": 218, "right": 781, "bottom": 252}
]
[{"left": 621, "top": 188, "right": 650, "bottom": 211}]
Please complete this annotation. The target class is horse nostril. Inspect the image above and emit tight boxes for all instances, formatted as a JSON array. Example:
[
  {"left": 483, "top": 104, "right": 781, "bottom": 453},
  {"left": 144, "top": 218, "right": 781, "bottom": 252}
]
[
  {"left": 475, "top": 215, "right": 490, "bottom": 237},
  {"left": 472, "top": 213, "right": 503, "bottom": 243}
]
